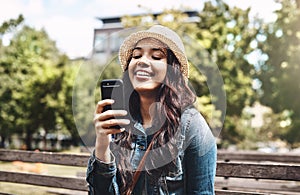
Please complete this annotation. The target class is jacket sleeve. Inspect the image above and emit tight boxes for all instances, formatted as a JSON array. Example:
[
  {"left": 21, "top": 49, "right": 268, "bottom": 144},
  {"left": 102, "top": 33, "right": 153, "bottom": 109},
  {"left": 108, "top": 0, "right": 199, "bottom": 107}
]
[
  {"left": 86, "top": 151, "right": 120, "bottom": 195},
  {"left": 183, "top": 110, "right": 217, "bottom": 195}
]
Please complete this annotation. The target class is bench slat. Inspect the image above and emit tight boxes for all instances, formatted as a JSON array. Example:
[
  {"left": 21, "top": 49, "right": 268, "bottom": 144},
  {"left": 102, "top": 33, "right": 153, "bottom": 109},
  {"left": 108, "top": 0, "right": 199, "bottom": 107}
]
[
  {"left": 2, "top": 149, "right": 300, "bottom": 165},
  {"left": 0, "top": 149, "right": 89, "bottom": 167},
  {"left": 218, "top": 150, "right": 300, "bottom": 163},
  {"left": 215, "top": 189, "right": 265, "bottom": 195},
  {"left": 216, "top": 162, "right": 300, "bottom": 181},
  {"left": 215, "top": 177, "right": 300, "bottom": 193},
  {"left": 0, "top": 171, "right": 88, "bottom": 191}
]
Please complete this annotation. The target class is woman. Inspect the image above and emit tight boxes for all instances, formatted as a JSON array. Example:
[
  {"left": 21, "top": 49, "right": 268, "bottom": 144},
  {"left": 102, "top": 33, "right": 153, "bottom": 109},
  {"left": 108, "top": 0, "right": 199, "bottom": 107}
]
[{"left": 87, "top": 25, "right": 217, "bottom": 195}]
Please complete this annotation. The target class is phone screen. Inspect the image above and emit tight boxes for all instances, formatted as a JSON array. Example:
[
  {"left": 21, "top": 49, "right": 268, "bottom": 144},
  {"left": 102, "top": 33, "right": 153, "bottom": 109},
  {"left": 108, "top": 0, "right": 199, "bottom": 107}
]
[{"left": 100, "top": 79, "right": 125, "bottom": 112}]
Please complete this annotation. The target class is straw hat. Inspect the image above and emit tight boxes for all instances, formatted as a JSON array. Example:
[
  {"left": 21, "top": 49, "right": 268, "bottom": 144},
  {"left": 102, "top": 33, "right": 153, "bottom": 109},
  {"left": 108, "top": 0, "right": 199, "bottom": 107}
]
[{"left": 118, "top": 25, "right": 189, "bottom": 77}]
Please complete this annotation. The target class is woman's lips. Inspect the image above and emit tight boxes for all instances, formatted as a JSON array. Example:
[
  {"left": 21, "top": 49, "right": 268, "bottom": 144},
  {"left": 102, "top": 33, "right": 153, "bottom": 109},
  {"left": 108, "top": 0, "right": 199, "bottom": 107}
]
[{"left": 134, "top": 70, "right": 153, "bottom": 79}]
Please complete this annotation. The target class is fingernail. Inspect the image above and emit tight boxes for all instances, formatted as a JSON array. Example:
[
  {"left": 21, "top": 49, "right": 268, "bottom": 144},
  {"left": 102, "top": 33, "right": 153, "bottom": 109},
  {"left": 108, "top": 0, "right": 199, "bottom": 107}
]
[{"left": 120, "top": 128, "right": 125, "bottom": 132}]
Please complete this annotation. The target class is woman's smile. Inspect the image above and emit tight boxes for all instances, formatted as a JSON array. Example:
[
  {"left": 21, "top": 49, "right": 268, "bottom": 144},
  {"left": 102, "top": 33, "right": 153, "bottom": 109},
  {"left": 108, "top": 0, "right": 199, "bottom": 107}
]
[{"left": 134, "top": 70, "right": 154, "bottom": 79}]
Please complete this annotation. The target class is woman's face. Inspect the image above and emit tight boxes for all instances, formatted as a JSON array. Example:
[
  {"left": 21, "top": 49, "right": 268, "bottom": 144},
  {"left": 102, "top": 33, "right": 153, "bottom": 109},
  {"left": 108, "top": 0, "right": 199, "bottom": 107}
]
[{"left": 128, "top": 38, "right": 168, "bottom": 93}]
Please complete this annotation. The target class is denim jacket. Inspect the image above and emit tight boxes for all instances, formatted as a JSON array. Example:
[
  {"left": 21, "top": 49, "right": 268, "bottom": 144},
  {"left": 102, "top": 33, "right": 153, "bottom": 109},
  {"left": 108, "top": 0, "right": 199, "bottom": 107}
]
[{"left": 86, "top": 107, "right": 217, "bottom": 195}]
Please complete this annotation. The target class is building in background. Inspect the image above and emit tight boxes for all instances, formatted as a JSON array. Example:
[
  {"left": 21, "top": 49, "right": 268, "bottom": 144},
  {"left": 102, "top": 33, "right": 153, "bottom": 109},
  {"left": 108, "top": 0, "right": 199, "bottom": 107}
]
[
  {"left": 92, "top": 11, "right": 199, "bottom": 64},
  {"left": 92, "top": 16, "right": 123, "bottom": 64}
]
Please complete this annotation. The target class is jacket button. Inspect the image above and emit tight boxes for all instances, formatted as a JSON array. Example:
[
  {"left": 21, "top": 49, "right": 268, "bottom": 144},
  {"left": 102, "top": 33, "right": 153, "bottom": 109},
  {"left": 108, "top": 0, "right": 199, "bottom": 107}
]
[{"left": 138, "top": 145, "right": 146, "bottom": 150}]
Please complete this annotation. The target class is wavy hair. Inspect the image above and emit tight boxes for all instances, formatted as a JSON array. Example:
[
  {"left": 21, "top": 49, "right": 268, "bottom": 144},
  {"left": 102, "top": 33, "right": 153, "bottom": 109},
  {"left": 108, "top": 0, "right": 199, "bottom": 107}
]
[{"left": 114, "top": 38, "right": 196, "bottom": 194}]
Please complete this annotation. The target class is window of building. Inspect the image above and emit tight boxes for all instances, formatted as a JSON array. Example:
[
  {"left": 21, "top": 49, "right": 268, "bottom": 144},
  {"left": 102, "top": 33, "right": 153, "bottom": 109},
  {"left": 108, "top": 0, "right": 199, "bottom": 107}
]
[{"left": 94, "top": 33, "right": 107, "bottom": 53}]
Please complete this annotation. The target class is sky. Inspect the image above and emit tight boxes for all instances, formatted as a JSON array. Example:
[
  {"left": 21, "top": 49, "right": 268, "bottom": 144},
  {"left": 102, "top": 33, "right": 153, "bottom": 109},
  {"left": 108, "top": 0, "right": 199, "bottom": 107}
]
[{"left": 0, "top": 0, "right": 281, "bottom": 59}]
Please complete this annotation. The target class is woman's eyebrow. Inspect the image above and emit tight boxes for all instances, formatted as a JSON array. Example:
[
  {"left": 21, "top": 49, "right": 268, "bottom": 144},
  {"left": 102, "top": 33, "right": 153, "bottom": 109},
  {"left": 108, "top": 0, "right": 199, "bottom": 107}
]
[
  {"left": 133, "top": 47, "right": 142, "bottom": 51},
  {"left": 132, "top": 46, "right": 167, "bottom": 55}
]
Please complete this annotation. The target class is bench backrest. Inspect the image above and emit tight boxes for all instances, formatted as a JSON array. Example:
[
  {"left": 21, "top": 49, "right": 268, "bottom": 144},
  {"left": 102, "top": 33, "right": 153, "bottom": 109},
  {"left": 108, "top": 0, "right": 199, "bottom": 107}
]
[{"left": 0, "top": 149, "right": 299, "bottom": 194}]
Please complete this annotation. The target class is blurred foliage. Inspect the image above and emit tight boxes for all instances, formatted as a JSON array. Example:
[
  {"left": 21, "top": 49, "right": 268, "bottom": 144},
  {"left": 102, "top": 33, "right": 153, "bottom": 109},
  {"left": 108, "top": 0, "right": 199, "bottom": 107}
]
[
  {"left": 259, "top": 110, "right": 291, "bottom": 141},
  {"left": 0, "top": 15, "right": 25, "bottom": 147},
  {"left": 0, "top": 17, "right": 80, "bottom": 149},
  {"left": 56, "top": 59, "right": 82, "bottom": 146},
  {"left": 257, "top": 0, "right": 300, "bottom": 147},
  {"left": 0, "top": 14, "right": 24, "bottom": 35}
]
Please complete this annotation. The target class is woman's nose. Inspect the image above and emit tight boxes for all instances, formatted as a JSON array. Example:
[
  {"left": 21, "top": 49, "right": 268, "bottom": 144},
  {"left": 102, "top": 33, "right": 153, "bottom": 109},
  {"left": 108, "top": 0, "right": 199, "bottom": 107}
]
[{"left": 137, "top": 55, "right": 150, "bottom": 67}]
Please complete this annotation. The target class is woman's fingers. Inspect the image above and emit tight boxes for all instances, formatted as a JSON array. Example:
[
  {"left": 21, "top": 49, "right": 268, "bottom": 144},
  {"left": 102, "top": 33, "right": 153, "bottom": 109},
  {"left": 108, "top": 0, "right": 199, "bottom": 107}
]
[
  {"left": 95, "top": 119, "right": 128, "bottom": 135},
  {"left": 95, "top": 123, "right": 126, "bottom": 135},
  {"left": 94, "top": 100, "right": 130, "bottom": 136},
  {"left": 95, "top": 99, "right": 114, "bottom": 114},
  {"left": 93, "top": 109, "right": 128, "bottom": 124},
  {"left": 100, "top": 118, "right": 130, "bottom": 129}
]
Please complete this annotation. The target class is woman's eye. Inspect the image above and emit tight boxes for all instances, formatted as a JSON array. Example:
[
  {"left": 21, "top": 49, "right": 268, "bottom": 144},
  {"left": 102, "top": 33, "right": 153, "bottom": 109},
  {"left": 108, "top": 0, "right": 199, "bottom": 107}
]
[
  {"left": 132, "top": 55, "right": 141, "bottom": 59},
  {"left": 152, "top": 56, "right": 162, "bottom": 60}
]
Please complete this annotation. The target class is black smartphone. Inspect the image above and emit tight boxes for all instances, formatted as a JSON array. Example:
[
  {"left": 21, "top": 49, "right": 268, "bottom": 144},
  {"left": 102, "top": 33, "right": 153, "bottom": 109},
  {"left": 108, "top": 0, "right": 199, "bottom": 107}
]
[
  {"left": 100, "top": 79, "right": 125, "bottom": 129},
  {"left": 100, "top": 79, "right": 125, "bottom": 112}
]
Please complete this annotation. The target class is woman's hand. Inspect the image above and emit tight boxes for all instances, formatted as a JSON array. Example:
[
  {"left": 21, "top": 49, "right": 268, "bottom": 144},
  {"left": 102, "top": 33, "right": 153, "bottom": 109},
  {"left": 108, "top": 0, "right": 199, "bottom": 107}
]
[
  {"left": 93, "top": 99, "right": 130, "bottom": 162},
  {"left": 94, "top": 99, "right": 129, "bottom": 137}
]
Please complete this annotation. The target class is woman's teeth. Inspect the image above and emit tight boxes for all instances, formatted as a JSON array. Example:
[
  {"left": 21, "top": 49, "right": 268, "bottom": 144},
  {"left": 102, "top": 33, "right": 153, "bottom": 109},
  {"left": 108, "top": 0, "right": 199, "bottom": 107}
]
[{"left": 136, "top": 71, "right": 151, "bottom": 77}]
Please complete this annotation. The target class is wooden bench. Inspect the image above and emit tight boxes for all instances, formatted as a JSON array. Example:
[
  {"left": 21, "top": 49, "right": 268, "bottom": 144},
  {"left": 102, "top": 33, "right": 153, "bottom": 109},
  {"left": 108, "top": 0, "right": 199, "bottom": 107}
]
[
  {"left": 217, "top": 150, "right": 300, "bottom": 195},
  {"left": 0, "top": 149, "right": 299, "bottom": 195}
]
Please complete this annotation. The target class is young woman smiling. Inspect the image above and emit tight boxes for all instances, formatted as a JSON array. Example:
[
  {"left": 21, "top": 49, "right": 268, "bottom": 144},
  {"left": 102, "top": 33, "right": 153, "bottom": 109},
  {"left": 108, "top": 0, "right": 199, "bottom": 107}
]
[{"left": 87, "top": 25, "right": 217, "bottom": 195}]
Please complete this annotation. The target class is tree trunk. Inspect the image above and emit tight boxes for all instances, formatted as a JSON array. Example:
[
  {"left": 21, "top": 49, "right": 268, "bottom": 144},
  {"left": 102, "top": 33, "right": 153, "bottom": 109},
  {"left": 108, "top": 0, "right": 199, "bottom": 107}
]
[
  {"left": 25, "top": 129, "right": 32, "bottom": 150},
  {"left": 0, "top": 136, "right": 6, "bottom": 148},
  {"left": 42, "top": 129, "right": 49, "bottom": 151}
]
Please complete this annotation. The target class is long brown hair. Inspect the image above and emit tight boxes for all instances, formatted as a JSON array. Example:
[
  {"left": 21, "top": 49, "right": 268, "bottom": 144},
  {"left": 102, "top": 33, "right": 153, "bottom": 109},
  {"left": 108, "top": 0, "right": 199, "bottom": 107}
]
[{"left": 114, "top": 39, "right": 196, "bottom": 194}]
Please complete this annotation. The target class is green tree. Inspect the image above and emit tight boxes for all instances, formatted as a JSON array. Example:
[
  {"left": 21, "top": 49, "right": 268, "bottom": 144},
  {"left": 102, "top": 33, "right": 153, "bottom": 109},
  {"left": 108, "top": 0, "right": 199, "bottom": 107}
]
[
  {"left": 0, "top": 15, "right": 24, "bottom": 147},
  {"left": 194, "top": 1, "right": 259, "bottom": 146},
  {"left": 258, "top": 0, "right": 300, "bottom": 146},
  {"left": 0, "top": 14, "right": 24, "bottom": 35},
  {"left": 0, "top": 25, "right": 68, "bottom": 149},
  {"left": 56, "top": 59, "right": 82, "bottom": 147}
]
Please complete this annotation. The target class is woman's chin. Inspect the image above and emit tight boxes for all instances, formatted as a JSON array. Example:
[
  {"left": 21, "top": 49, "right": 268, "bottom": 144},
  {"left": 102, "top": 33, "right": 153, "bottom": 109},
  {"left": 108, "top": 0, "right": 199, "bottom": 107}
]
[{"left": 134, "top": 82, "right": 161, "bottom": 93}]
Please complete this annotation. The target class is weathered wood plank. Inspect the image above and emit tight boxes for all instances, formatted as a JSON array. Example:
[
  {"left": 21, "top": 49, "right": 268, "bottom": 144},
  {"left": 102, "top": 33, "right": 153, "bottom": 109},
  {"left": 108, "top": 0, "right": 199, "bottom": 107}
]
[
  {"left": 218, "top": 150, "right": 300, "bottom": 164},
  {"left": 2, "top": 149, "right": 300, "bottom": 166},
  {"left": 46, "top": 188, "right": 87, "bottom": 195},
  {"left": 215, "top": 177, "right": 300, "bottom": 193},
  {"left": 0, "top": 149, "right": 90, "bottom": 167},
  {"left": 216, "top": 189, "right": 300, "bottom": 195},
  {"left": 216, "top": 162, "right": 300, "bottom": 181},
  {"left": 0, "top": 171, "right": 88, "bottom": 191},
  {"left": 215, "top": 189, "right": 265, "bottom": 195}
]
